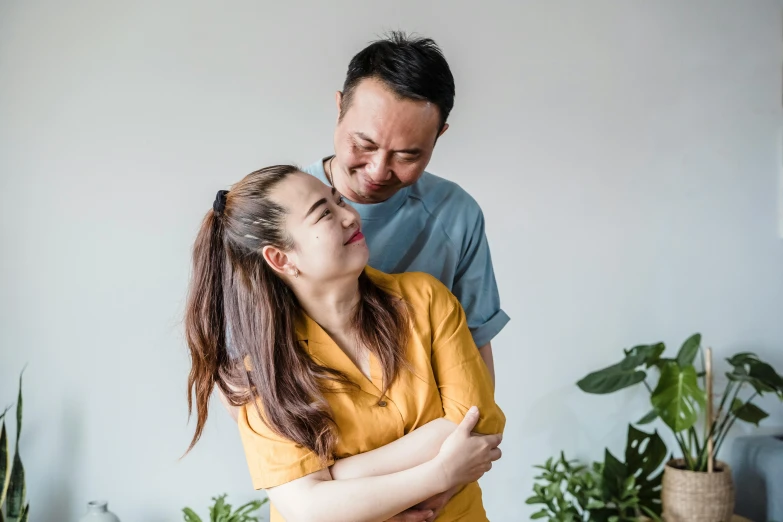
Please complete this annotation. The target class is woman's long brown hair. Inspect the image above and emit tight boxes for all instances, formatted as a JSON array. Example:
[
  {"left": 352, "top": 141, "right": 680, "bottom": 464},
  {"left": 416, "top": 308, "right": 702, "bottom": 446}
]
[{"left": 184, "top": 165, "right": 409, "bottom": 461}]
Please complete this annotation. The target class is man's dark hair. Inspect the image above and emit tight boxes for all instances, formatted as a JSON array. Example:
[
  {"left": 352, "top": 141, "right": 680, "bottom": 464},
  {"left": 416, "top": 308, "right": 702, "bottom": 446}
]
[{"left": 340, "top": 31, "right": 455, "bottom": 131}]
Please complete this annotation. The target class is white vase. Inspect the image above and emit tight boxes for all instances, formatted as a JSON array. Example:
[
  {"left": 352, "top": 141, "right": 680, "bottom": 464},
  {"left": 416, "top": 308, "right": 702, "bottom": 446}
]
[{"left": 78, "top": 501, "right": 121, "bottom": 522}]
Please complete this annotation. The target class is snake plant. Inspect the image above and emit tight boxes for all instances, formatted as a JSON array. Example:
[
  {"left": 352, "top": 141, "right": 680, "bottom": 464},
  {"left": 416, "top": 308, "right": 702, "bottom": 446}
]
[{"left": 1, "top": 370, "right": 29, "bottom": 522}]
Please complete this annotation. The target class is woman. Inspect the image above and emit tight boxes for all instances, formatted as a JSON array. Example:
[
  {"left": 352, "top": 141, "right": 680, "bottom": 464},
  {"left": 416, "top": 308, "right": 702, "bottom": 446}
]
[{"left": 185, "top": 165, "right": 505, "bottom": 522}]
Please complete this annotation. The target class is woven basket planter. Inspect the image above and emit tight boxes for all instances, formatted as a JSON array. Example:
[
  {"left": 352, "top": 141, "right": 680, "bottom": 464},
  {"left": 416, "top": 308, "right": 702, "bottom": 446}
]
[{"left": 661, "top": 458, "right": 735, "bottom": 522}]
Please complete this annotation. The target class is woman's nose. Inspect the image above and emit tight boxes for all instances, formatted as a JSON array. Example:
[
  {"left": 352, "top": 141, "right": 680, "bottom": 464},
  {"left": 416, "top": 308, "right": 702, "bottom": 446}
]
[{"left": 341, "top": 207, "right": 358, "bottom": 228}]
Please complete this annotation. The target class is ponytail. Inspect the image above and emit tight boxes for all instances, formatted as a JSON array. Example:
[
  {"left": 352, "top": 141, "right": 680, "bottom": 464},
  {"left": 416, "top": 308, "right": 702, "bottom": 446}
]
[{"left": 184, "top": 210, "right": 229, "bottom": 453}]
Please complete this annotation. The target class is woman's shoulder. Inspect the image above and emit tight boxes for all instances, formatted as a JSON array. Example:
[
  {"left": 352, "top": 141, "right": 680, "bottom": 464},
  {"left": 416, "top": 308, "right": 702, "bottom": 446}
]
[{"left": 365, "top": 267, "right": 453, "bottom": 307}]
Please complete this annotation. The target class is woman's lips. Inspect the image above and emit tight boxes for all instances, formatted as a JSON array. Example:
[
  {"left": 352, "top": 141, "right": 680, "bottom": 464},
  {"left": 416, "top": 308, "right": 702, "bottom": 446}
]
[{"left": 346, "top": 230, "right": 365, "bottom": 245}]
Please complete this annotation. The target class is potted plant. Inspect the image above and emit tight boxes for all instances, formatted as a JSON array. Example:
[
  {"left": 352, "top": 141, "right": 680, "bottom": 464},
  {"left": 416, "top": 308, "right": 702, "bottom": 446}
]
[
  {"left": 577, "top": 333, "right": 783, "bottom": 522},
  {"left": 526, "top": 424, "right": 666, "bottom": 521},
  {"left": 183, "top": 494, "right": 268, "bottom": 522},
  {"left": 2, "top": 370, "right": 29, "bottom": 522}
]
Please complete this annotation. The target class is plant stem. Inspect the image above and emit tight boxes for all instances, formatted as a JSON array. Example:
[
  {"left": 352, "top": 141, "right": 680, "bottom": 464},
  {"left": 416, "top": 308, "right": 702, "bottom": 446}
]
[
  {"left": 713, "top": 415, "right": 739, "bottom": 460},
  {"left": 698, "top": 381, "right": 735, "bottom": 469},
  {"left": 713, "top": 381, "right": 734, "bottom": 438},
  {"left": 689, "top": 427, "right": 702, "bottom": 466},
  {"left": 713, "top": 383, "right": 744, "bottom": 444},
  {"left": 674, "top": 431, "right": 695, "bottom": 469},
  {"left": 713, "top": 391, "right": 759, "bottom": 459},
  {"left": 699, "top": 346, "right": 707, "bottom": 390}
]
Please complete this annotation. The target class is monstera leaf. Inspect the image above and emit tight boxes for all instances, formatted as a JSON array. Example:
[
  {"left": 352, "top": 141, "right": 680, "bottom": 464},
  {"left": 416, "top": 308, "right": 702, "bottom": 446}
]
[
  {"left": 727, "top": 353, "right": 783, "bottom": 397},
  {"left": 625, "top": 425, "right": 665, "bottom": 516},
  {"left": 650, "top": 362, "right": 706, "bottom": 432},
  {"left": 675, "top": 333, "right": 701, "bottom": 368},
  {"left": 577, "top": 344, "right": 664, "bottom": 394}
]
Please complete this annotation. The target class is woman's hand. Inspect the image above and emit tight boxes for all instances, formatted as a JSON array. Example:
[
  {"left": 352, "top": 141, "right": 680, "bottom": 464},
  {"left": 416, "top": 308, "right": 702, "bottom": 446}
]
[{"left": 433, "top": 407, "right": 502, "bottom": 490}]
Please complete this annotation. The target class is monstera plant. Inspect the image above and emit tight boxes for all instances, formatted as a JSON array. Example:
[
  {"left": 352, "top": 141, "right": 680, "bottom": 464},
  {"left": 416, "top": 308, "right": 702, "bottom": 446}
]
[
  {"left": 1, "top": 370, "right": 29, "bottom": 522},
  {"left": 577, "top": 333, "right": 783, "bottom": 472}
]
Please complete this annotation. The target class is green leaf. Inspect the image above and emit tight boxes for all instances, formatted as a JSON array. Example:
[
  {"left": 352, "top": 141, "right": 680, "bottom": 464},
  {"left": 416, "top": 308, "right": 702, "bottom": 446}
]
[
  {"left": 577, "top": 344, "right": 663, "bottom": 395},
  {"left": 602, "top": 449, "right": 628, "bottom": 500},
  {"left": 726, "top": 353, "right": 783, "bottom": 396},
  {"left": 586, "top": 498, "right": 606, "bottom": 509},
  {"left": 19, "top": 503, "right": 29, "bottom": 522},
  {"left": 726, "top": 352, "right": 759, "bottom": 367},
  {"left": 15, "top": 371, "right": 24, "bottom": 447},
  {"left": 1, "top": 419, "right": 9, "bottom": 508},
  {"left": 726, "top": 368, "right": 775, "bottom": 394},
  {"left": 625, "top": 343, "right": 666, "bottom": 368},
  {"left": 641, "top": 505, "right": 664, "bottom": 521},
  {"left": 183, "top": 507, "right": 203, "bottom": 522},
  {"left": 5, "top": 451, "right": 25, "bottom": 519},
  {"left": 733, "top": 402, "right": 769, "bottom": 426},
  {"left": 637, "top": 409, "right": 658, "bottom": 424},
  {"left": 748, "top": 360, "right": 783, "bottom": 394},
  {"left": 625, "top": 425, "right": 665, "bottom": 516},
  {"left": 229, "top": 499, "right": 264, "bottom": 521},
  {"left": 626, "top": 426, "right": 666, "bottom": 479},
  {"left": 577, "top": 362, "right": 647, "bottom": 395},
  {"left": 5, "top": 370, "right": 25, "bottom": 518},
  {"left": 650, "top": 362, "right": 706, "bottom": 432},
  {"left": 675, "top": 334, "right": 701, "bottom": 368},
  {"left": 531, "top": 510, "right": 549, "bottom": 519},
  {"left": 526, "top": 495, "right": 546, "bottom": 504}
]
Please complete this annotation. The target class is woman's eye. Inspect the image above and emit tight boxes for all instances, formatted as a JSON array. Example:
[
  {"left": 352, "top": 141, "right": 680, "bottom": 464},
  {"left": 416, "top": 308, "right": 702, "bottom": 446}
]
[
  {"left": 321, "top": 208, "right": 331, "bottom": 218},
  {"left": 338, "top": 196, "right": 346, "bottom": 206}
]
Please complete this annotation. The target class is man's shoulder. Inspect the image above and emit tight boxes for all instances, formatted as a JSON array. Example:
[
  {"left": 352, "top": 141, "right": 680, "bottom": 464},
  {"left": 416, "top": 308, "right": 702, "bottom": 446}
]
[
  {"left": 411, "top": 171, "right": 482, "bottom": 218},
  {"left": 301, "top": 159, "right": 328, "bottom": 183}
]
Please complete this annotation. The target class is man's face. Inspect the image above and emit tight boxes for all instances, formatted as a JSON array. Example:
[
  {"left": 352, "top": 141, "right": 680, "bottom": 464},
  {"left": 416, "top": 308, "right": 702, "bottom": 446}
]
[{"left": 332, "top": 78, "right": 448, "bottom": 204}]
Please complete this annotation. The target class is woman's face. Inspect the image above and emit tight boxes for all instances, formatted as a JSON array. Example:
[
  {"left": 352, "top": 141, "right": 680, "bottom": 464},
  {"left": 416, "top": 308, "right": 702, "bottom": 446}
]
[{"left": 267, "top": 172, "right": 368, "bottom": 281}]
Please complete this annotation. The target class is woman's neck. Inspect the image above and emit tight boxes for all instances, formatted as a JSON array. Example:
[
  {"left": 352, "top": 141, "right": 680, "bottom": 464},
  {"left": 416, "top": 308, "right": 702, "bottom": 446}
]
[{"left": 294, "top": 275, "right": 361, "bottom": 337}]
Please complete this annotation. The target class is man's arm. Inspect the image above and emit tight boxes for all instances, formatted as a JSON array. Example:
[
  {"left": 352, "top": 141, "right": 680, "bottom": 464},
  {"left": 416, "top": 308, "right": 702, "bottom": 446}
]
[
  {"left": 449, "top": 199, "right": 508, "bottom": 382},
  {"left": 478, "top": 342, "right": 495, "bottom": 386}
]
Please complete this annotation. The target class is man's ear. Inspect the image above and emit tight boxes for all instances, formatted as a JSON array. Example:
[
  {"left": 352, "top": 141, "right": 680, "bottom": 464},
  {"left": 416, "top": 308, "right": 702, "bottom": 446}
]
[{"left": 335, "top": 91, "right": 343, "bottom": 121}]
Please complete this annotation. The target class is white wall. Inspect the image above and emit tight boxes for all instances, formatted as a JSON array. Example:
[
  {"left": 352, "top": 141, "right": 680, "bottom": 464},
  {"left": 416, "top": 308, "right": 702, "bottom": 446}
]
[{"left": 1, "top": 1, "right": 782, "bottom": 520}]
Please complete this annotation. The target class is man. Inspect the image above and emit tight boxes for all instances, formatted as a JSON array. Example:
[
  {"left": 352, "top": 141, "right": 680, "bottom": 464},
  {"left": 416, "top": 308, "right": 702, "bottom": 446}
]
[
  {"left": 304, "top": 32, "right": 508, "bottom": 384},
  {"left": 301, "top": 32, "right": 509, "bottom": 522}
]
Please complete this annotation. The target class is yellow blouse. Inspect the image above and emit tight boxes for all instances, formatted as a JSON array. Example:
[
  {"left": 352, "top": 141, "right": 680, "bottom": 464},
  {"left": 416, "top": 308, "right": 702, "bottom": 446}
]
[{"left": 238, "top": 267, "right": 506, "bottom": 522}]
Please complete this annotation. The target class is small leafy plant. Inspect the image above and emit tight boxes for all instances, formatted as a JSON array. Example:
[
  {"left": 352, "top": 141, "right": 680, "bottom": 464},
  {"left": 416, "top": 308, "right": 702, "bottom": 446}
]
[
  {"left": 182, "top": 494, "right": 268, "bottom": 522},
  {"left": 1, "top": 370, "right": 29, "bottom": 522},
  {"left": 526, "top": 425, "right": 665, "bottom": 521},
  {"left": 577, "top": 333, "right": 783, "bottom": 472}
]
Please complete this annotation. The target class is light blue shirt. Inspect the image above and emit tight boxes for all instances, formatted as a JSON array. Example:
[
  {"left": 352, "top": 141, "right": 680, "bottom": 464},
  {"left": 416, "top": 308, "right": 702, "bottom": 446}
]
[{"left": 303, "top": 159, "right": 509, "bottom": 347}]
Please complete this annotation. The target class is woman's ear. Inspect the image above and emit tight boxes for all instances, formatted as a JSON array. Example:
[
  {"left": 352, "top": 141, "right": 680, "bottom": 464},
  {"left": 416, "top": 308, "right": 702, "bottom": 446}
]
[{"left": 262, "top": 245, "right": 298, "bottom": 278}]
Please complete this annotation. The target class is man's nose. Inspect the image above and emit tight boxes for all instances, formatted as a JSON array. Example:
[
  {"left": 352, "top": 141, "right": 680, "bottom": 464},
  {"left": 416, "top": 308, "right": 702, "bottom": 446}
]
[{"left": 366, "top": 153, "right": 392, "bottom": 182}]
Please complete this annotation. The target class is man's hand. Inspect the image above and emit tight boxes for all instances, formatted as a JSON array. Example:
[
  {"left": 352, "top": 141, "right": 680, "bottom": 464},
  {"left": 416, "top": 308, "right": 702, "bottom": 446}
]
[{"left": 386, "top": 486, "right": 459, "bottom": 522}]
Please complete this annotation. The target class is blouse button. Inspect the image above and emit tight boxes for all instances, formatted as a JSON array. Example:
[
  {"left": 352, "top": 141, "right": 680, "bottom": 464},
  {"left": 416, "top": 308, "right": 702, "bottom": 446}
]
[{"left": 378, "top": 400, "right": 388, "bottom": 407}]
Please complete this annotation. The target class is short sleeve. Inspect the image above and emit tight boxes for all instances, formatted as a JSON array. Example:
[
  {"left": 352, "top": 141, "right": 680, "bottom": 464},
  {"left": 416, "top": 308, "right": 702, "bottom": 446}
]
[
  {"left": 238, "top": 402, "right": 334, "bottom": 490},
  {"left": 429, "top": 280, "right": 506, "bottom": 434},
  {"left": 451, "top": 206, "right": 509, "bottom": 348}
]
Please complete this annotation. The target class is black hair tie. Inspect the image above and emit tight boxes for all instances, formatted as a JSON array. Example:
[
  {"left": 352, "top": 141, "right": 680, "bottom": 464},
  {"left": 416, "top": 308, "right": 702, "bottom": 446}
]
[{"left": 213, "top": 190, "right": 229, "bottom": 215}]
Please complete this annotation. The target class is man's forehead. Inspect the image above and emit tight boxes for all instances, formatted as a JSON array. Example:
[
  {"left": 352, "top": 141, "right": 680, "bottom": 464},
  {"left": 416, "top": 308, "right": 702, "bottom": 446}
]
[{"left": 345, "top": 80, "right": 441, "bottom": 141}]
